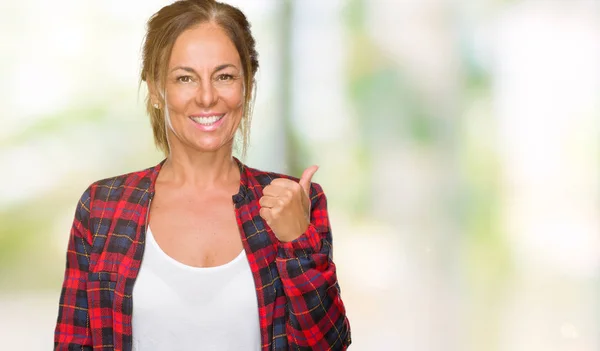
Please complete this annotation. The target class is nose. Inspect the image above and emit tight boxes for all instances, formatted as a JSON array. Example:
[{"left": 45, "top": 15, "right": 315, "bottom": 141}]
[{"left": 196, "top": 79, "right": 218, "bottom": 107}]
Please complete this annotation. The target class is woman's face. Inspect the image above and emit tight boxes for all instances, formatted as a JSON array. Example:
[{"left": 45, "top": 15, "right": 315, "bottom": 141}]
[{"left": 162, "top": 22, "right": 244, "bottom": 155}]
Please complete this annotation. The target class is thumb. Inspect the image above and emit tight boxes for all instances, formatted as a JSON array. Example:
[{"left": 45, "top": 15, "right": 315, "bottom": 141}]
[{"left": 299, "top": 165, "right": 319, "bottom": 195}]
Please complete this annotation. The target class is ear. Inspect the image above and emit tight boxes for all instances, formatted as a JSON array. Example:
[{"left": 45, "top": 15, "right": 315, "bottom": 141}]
[{"left": 146, "top": 81, "right": 161, "bottom": 108}]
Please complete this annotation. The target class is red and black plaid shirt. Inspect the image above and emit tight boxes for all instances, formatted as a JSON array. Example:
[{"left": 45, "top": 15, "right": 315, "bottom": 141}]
[{"left": 54, "top": 158, "right": 351, "bottom": 350}]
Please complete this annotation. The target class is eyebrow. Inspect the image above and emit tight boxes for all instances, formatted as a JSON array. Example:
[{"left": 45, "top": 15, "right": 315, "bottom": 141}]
[{"left": 170, "top": 64, "right": 238, "bottom": 74}]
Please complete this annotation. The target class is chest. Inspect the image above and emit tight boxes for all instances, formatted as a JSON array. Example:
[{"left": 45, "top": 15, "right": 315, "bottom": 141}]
[
  {"left": 132, "top": 229, "right": 261, "bottom": 350},
  {"left": 86, "top": 189, "right": 287, "bottom": 351},
  {"left": 148, "top": 191, "right": 243, "bottom": 267}
]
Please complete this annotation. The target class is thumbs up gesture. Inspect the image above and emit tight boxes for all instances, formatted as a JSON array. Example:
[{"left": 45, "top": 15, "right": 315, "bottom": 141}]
[{"left": 258, "top": 165, "right": 319, "bottom": 242}]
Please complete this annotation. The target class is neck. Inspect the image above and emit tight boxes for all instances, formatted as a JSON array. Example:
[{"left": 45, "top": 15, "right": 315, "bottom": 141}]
[{"left": 159, "top": 144, "right": 239, "bottom": 191}]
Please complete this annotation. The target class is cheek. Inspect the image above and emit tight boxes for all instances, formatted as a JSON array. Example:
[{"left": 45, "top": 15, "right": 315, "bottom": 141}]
[
  {"left": 166, "top": 86, "right": 196, "bottom": 112},
  {"left": 220, "top": 86, "right": 244, "bottom": 110}
]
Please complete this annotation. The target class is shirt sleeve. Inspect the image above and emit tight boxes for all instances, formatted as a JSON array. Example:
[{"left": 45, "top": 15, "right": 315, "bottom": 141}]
[
  {"left": 276, "top": 182, "right": 352, "bottom": 350},
  {"left": 54, "top": 187, "right": 94, "bottom": 350}
]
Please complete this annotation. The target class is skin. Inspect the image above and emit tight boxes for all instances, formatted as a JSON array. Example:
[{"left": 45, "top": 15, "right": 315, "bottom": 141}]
[
  {"left": 147, "top": 22, "right": 317, "bottom": 268},
  {"left": 259, "top": 165, "right": 319, "bottom": 242}
]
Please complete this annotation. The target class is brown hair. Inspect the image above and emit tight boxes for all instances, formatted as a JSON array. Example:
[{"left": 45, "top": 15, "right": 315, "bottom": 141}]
[{"left": 140, "top": 0, "right": 259, "bottom": 157}]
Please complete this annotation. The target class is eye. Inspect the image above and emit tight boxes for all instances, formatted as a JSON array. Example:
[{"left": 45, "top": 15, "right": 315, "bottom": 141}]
[
  {"left": 216, "top": 74, "right": 235, "bottom": 82},
  {"left": 177, "top": 75, "right": 193, "bottom": 83}
]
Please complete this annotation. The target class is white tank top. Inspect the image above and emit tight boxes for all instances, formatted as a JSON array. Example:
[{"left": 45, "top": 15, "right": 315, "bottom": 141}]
[{"left": 131, "top": 226, "right": 261, "bottom": 351}]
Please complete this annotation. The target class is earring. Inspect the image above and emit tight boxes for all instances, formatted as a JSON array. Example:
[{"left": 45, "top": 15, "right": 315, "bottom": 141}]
[{"left": 153, "top": 103, "right": 159, "bottom": 109}]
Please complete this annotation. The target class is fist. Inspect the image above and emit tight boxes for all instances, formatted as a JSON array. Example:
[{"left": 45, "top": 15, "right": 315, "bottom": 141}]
[{"left": 258, "top": 165, "right": 319, "bottom": 242}]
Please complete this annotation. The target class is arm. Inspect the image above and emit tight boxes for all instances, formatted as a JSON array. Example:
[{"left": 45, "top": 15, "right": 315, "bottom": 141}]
[
  {"left": 54, "top": 187, "right": 93, "bottom": 350},
  {"left": 276, "top": 183, "right": 351, "bottom": 350}
]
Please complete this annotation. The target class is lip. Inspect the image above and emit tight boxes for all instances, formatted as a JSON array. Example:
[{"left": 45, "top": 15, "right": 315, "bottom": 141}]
[
  {"left": 189, "top": 113, "right": 225, "bottom": 132},
  {"left": 190, "top": 112, "right": 224, "bottom": 118}
]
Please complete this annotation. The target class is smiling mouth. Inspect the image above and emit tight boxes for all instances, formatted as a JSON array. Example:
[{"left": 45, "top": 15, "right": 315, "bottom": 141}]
[{"left": 190, "top": 114, "right": 225, "bottom": 126}]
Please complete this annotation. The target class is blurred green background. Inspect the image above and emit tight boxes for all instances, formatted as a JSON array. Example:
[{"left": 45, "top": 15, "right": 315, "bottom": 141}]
[{"left": 1, "top": 0, "right": 599, "bottom": 350}]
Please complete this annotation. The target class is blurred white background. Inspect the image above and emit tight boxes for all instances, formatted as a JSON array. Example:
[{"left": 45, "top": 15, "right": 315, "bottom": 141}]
[{"left": 0, "top": 0, "right": 599, "bottom": 350}]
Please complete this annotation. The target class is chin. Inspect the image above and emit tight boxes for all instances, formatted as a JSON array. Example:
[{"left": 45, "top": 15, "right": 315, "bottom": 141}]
[{"left": 192, "top": 138, "right": 233, "bottom": 153}]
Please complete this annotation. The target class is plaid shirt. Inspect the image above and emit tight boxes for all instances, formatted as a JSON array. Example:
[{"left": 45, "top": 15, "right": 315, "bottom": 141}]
[{"left": 54, "top": 158, "right": 351, "bottom": 351}]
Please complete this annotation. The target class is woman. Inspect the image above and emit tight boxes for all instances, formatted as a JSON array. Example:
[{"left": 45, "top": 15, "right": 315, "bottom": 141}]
[{"left": 54, "top": 1, "right": 351, "bottom": 350}]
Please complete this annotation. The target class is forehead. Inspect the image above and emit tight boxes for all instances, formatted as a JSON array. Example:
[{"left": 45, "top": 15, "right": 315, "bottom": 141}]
[{"left": 169, "top": 22, "right": 241, "bottom": 68}]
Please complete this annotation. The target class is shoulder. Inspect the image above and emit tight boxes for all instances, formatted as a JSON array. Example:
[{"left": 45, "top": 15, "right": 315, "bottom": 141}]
[
  {"left": 89, "top": 163, "right": 159, "bottom": 191},
  {"left": 241, "top": 163, "right": 325, "bottom": 196},
  {"left": 242, "top": 164, "right": 299, "bottom": 184},
  {"left": 76, "top": 162, "right": 161, "bottom": 211}
]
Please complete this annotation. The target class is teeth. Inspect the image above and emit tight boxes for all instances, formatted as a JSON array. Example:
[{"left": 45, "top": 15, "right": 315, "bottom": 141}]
[{"left": 191, "top": 115, "right": 223, "bottom": 125}]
